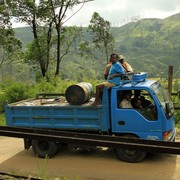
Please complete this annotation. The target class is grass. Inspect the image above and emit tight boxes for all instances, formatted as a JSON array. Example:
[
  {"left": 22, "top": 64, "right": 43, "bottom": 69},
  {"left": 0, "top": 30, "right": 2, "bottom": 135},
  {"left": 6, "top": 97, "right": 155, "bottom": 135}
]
[
  {"left": 0, "top": 113, "right": 5, "bottom": 126},
  {"left": 36, "top": 155, "right": 49, "bottom": 180}
]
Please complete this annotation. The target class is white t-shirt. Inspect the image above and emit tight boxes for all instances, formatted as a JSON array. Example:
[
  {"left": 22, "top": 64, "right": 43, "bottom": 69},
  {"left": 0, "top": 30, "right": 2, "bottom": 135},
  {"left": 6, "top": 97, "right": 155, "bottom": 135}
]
[{"left": 119, "top": 98, "right": 133, "bottom": 108}]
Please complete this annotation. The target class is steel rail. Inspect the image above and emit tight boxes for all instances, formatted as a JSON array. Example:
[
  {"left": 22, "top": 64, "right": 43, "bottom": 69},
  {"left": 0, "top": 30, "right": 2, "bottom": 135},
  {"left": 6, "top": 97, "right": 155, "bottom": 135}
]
[{"left": 0, "top": 126, "right": 180, "bottom": 155}]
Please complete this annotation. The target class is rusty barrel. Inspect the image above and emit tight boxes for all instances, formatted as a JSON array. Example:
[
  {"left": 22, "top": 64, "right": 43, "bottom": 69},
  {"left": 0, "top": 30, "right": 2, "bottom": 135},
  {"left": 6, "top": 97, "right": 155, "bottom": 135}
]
[{"left": 65, "top": 82, "right": 94, "bottom": 105}]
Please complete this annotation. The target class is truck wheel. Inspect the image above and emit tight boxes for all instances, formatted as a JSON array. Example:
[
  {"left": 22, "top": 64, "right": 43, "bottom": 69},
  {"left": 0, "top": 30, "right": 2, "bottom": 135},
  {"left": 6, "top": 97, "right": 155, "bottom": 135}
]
[
  {"left": 114, "top": 148, "right": 147, "bottom": 163},
  {"left": 114, "top": 135, "right": 147, "bottom": 163},
  {"left": 32, "top": 140, "right": 58, "bottom": 158}
]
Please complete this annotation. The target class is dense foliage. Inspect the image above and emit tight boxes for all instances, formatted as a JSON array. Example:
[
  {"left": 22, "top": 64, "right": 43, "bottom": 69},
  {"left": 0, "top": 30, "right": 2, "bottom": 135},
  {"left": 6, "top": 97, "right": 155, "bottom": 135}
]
[
  {"left": 3, "top": 13, "right": 179, "bottom": 81},
  {"left": 0, "top": 78, "right": 179, "bottom": 127}
]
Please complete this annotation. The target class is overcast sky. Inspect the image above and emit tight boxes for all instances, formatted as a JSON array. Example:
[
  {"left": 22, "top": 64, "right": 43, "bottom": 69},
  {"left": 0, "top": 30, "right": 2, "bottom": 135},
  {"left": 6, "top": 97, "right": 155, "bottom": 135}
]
[
  {"left": 12, "top": 0, "right": 180, "bottom": 28},
  {"left": 65, "top": 0, "right": 180, "bottom": 26}
]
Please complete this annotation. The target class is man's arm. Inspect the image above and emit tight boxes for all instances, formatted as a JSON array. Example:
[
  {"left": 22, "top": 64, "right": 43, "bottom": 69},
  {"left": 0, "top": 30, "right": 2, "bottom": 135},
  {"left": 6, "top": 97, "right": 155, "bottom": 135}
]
[{"left": 108, "top": 73, "right": 122, "bottom": 79}]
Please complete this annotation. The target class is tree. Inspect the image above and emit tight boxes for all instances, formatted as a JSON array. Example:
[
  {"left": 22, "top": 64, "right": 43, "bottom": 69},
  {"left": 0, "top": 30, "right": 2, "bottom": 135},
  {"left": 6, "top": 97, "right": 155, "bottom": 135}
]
[
  {"left": 0, "top": 1, "right": 22, "bottom": 69},
  {"left": 0, "top": 0, "right": 11, "bottom": 28},
  {"left": 6, "top": 0, "right": 54, "bottom": 77},
  {"left": 58, "top": 26, "right": 83, "bottom": 60},
  {"left": 88, "top": 12, "right": 115, "bottom": 63},
  {"left": 0, "top": 29, "right": 22, "bottom": 68},
  {"left": 6, "top": 0, "right": 93, "bottom": 77},
  {"left": 48, "top": 0, "right": 89, "bottom": 76}
]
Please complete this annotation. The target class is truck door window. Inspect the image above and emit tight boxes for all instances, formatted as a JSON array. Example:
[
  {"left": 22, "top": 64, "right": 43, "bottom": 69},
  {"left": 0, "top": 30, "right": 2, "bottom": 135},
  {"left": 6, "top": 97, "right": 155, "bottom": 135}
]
[
  {"left": 117, "top": 89, "right": 157, "bottom": 121},
  {"left": 131, "top": 90, "right": 157, "bottom": 121}
]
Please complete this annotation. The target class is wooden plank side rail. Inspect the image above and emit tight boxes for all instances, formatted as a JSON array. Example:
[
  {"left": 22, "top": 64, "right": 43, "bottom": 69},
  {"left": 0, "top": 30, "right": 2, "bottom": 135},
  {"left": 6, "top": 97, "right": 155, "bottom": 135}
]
[{"left": 0, "top": 126, "right": 180, "bottom": 155}]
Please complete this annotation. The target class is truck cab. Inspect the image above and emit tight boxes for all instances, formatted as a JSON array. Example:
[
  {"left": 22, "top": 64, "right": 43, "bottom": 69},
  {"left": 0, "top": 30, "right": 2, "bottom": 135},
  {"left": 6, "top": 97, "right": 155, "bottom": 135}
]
[
  {"left": 101, "top": 72, "right": 176, "bottom": 162},
  {"left": 108, "top": 73, "right": 175, "bottom": 142}
]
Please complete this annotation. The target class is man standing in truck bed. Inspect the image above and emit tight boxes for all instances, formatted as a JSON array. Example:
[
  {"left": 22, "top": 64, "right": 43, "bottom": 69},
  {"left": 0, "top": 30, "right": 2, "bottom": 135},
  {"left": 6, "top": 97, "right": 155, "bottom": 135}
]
[{"left": 92, "top": 53, "right": 124, "bottom": 106}]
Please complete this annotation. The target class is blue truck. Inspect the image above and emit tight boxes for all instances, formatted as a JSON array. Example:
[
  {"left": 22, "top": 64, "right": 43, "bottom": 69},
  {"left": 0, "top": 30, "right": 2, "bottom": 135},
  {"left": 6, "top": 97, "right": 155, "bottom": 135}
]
[{"left": 3, "top": 73, "right": 176, "bottom": 163}]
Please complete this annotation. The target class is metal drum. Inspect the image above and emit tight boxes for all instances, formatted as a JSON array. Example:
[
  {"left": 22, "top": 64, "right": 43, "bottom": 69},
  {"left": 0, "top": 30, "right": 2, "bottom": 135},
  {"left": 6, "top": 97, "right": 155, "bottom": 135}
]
[{"left": 65, "top": 82, "right": 94, "bottom": 105}]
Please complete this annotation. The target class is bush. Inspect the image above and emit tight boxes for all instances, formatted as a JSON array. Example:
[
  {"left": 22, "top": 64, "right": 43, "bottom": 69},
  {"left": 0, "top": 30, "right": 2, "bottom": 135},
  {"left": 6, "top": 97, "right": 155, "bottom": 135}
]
[
  {"left": 0, "top": 113, "right": 5, "bottom": 126},
  {"left": 0, "top": 92, "right": 6, "bottom": 112},
  {"left": 0, "top": 77, "right": 82, "bottom": 111},
  {"left": 32, "top": 77, "right": 76, "bottom": 94},
  {"left": 175, "top": 110, "right": 180, "bottom": 128},
  {"left": 5, "top": 82, "right": 31, "bottom": 103},
  {"left": 0, "top": 81, "right": 34, "bottom": 112}
]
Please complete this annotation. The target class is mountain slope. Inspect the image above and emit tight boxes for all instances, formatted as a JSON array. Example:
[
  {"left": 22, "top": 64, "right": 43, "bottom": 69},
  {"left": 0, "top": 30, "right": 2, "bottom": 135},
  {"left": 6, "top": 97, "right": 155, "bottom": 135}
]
[
  {"left": 14, "top": 13, "right": 180, "bottom": 78},
  {"left": 111, "top": 13, "right": 180, "bottom": 77}
]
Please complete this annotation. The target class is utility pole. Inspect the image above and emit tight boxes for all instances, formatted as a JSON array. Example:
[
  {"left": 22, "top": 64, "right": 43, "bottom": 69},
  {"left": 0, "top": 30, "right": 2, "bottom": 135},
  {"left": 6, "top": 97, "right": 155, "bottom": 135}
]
[{"left": 168, "top": 66, "right": 173, "bottom": 96}]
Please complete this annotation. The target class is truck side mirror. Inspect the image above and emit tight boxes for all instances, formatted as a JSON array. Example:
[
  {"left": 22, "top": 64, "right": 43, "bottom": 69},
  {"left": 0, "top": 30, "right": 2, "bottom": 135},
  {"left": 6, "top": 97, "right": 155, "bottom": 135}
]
[{"left": 165, "top": 102, "right": 171, "bottom": 117}]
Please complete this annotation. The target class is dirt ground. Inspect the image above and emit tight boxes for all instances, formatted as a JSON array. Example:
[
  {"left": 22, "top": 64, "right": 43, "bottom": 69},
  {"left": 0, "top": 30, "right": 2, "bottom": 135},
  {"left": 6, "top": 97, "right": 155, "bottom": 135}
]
[{"left": 0, "top": 136, "right": 180, "bottom": 180}]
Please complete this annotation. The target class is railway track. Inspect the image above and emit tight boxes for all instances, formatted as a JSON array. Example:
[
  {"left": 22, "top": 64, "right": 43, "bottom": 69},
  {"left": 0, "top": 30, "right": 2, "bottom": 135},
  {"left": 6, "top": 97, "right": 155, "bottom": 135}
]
[{"left": 0, "top": 126, "right": 180, "bottom": 155}]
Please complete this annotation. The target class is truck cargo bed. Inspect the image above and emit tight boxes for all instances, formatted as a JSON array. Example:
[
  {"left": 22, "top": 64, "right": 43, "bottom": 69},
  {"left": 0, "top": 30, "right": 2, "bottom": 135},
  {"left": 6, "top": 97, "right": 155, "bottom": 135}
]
[{"left": 4, "top": 94, "right": 110, "bottom": 132}]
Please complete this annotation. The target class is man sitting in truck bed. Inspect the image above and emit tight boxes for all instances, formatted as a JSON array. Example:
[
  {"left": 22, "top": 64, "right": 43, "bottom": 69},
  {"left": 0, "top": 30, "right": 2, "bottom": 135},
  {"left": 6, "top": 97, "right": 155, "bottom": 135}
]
[{"left": 92, "top": 53, "right": 124, "bottom": 106}]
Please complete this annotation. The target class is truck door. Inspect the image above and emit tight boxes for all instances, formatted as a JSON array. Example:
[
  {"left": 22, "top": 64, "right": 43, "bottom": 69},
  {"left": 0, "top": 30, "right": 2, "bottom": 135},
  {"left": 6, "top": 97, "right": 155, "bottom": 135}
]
[{"left": 111, "top": 89, "right": 162, "bottom": 140}]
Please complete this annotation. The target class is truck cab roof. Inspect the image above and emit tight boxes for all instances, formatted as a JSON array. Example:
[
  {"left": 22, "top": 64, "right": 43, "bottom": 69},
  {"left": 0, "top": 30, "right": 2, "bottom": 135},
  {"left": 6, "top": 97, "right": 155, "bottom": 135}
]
[
  {"left": 112, "top": 72, "right": 157, "bottom": 90},
  {"left": 115, "top": 80, "right": 157, "bottom": 89}
]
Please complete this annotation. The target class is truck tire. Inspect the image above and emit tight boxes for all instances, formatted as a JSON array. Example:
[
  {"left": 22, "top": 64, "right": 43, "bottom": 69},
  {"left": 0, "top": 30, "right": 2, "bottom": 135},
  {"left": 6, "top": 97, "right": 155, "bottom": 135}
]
[
  {"left": 114, "top": 135, "right": 147, "bottom": 163},
  {"left": 32, "top": 140, "right": 58, "bottom": 158}
]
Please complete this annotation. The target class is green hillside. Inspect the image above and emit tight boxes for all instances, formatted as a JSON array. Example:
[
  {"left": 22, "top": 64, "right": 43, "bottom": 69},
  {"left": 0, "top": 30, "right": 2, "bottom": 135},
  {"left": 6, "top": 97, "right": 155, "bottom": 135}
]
[
  {"left": 112, "top": 13, "right": 180, "bottom": 78},
  {"left": 14, "top": 26, "right": 33, "bottom": 47},
  {"left": 14, "top": 13, "right": 180, "bottom": 79}
]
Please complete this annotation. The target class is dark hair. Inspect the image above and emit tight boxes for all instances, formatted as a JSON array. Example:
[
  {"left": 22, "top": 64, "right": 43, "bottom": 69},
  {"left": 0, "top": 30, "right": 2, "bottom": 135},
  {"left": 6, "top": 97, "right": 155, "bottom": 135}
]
[
  {"left": 134, "top": 90, "right": 141, "bottom": 97},
  {"left": 123, "top": 90, "right": 132, "bottom": 96},
  {"left": 110, "top": 53, "right": 118, "bottom": 59}
]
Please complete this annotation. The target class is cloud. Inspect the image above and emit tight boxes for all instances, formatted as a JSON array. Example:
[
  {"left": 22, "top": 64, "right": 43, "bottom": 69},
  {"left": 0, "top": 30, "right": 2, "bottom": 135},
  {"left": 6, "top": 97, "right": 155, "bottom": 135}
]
[
  {"left": 11, "top": 0, "right": 179, "bottom": 28},
  {"left": 65, "top": 0, "right": 180, "bottom": 26}
]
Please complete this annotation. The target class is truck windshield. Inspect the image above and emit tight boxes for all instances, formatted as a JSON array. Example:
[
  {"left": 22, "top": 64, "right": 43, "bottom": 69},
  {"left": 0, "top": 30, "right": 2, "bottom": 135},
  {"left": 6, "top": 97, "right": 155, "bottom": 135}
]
[{"left": 151, "top": 82, "right": 174, "bottom": 119}]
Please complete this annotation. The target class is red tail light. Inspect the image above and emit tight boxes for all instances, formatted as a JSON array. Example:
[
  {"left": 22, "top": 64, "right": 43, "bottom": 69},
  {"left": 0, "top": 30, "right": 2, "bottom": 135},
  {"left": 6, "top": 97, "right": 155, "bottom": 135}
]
[{"left": 163, "top": 130, "right": 172, "bottom": 141}]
